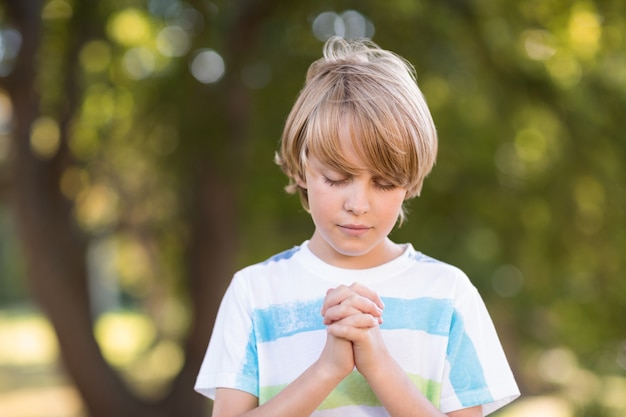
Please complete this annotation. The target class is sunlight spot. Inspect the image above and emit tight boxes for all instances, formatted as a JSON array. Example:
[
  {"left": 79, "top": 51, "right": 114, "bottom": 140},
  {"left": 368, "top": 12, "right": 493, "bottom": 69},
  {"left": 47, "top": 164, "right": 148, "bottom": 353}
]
[
  {"left": 538, "top": 347, "right": 577, "bottom": 384},
  {"left": 80, "top": 40, "right": 112, "bottom": 73},
  {"left": 0, "top": 386, "right": 83, "bottom": 417},
  {"left": 601, "top": 375, "right": 626, "bottom": 410},
  {"left": 312, "top": 12, "right": 339, "bottom": 41},
  {"left": 95, "top": 311, "right": 156, "bottom": 366},
  {"left": 156, "top": 25, "right": 191, "bottom": 57},
  {"left": 122, "top": 47, "right": 156, "bottom": 79},
  {"left": 0, "top": 28, "right": 22, "bottom": 76},
  {"left": 134, "top": 339, "right": 184, "bottom": 382},
  {"left": 164, "top": 2, "right": 205, "bottom": 34},
  {"left": 41, "top": 0, "right": 73, "bottom": 20},
  {"left": 148, "top": 0, "right": 178, "bottom": 17},
  {"left": 30, "top": 116, "right": 61, "bottom": 159},
  {"left": 75, "top": 183, "right": 119, "bottom": 231},
  {"left": 107, "top": 9, "right": 153, "bottom": 47},
  {"left": 522, "top": 29, "right": 557, "bottom": 61},
  {"left": 0, "top": 314, "right": 58, "bottom": 365},
  {"left": 492, "top": 265, "right": 524, "bottom": 298},
  {"left": 514, "top": 128, "right": 547, "bottom": 163},
  {"left": 312, "top": 10, "right": 375, "bottom": 41},
  {"left": 190, "top": 49, "right": 225, "bottom": 84},
  {"left": 568, "top": 5, "right": 601, "bottom": 59},
  {"left": 546, "top": 51, "right": 582, "bottom": 88},
  {"left": 150, "top": 340, "right": 184, "bottom": 378}
]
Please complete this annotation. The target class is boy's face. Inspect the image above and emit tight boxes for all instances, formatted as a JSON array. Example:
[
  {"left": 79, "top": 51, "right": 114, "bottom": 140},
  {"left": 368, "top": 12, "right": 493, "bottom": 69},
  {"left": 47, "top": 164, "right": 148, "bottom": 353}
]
[{"left": 299, "top": 143, "right": 407, "bottom": 269}]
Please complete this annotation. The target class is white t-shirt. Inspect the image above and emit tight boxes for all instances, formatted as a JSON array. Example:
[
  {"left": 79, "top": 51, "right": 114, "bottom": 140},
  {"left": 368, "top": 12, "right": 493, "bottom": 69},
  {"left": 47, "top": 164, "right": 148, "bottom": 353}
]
[{"left": 195, "top": 241, "right": 519, "bottom": 415}]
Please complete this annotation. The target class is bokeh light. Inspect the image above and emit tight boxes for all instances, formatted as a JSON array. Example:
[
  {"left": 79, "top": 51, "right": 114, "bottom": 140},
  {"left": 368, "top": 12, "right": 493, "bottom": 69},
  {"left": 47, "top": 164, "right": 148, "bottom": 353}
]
[
  {"left": 522, "top": 30, "right": 557, "bottom": 61},
  {"left": 567, "top": 5, "right": 601, "bottom": 59},
  {"left": 156, "top": 25, "right": 191, "bottom": 57},
  {"left": 94, "top": 311, "right": 156, "bottom": 366},
  {"left": 312, "top": 10, "right": 375, "bottom": 41},
  {"left": 0, "top": 28, "right": 22, "bottom": 76},
  {"left": 29, "top": 116, "right": 61, "bottom": 159},
  {"left": 0, "top": 313, "right": 58, "bottom": 365},
  {"left": 122, "top": 47, "right": 156, "bottom": 79},
  {"left": 189, "top": 49, "right": 225, "bottom": 84},
  {"left": 41, "top": 0, "right": 73, "bottom": 20},
  {"left": 79, "top": 40, "right": 112, "bottom": 73},
  {"left": 107, "top": 9, "right": 153, "bottom": 47}
]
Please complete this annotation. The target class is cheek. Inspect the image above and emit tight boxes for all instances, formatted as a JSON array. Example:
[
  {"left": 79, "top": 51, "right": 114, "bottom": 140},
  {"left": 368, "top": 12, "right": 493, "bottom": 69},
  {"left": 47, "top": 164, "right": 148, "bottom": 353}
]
[
  {"left": 380, "top": 192, "right": 406, "bottom": 216},
  {"left": 308, "top": 183, "right": 336, "bottom": 209}
]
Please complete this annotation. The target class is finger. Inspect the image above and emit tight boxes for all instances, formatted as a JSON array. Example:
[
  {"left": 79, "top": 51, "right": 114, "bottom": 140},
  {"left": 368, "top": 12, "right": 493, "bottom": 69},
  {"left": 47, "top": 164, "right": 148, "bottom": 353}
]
[
  {"left": 340, "top": 294, "right": 384, "bottom": 319},
  {"left": 349, "top": 282, "right": 385, "bottom": 310},
  {"left": 326, "top": 315, "right": 380, "bottom": 341},
  {"left": 322, "top": 286, "right": 384, "bottom": 318},
  {"left": 321, "top": 285, "right": 351, "bottom": 316},
  {"left": 332, "top": 313, "right": 381, "bottom": 329},
  {"left": 323, "top": 304, "right": 359, "bottom": 324}
]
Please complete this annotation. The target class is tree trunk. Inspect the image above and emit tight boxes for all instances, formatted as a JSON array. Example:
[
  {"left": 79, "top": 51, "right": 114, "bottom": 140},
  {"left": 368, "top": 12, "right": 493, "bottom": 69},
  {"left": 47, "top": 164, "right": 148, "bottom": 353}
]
[
  {"left": 2, "top": 0, "right": 281, "bottom": 416},
  {"left": 3, "top": 1, "right": 157, "bottom": 416}
]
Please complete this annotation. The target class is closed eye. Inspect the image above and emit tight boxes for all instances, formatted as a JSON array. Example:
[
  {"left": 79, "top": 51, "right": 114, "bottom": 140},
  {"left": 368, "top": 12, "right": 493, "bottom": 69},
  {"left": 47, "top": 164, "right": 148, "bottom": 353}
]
[
  {"left": 323, "top": 176, "right": 349, "bottom": 187},
  {"left": 374, "top": 182, "right": 397, "bottom": 191}
]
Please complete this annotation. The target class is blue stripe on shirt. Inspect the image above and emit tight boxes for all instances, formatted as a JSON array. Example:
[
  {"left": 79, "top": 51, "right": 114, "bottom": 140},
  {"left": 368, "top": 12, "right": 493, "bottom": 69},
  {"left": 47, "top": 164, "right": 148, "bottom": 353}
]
[
  {"left": 447, "top": 309, "right": 493, "bottom": 405},
  {"left": 248, "top": 296, "right": 491, "bottom": 402},
  {"left": 252, "top": 297, "right": 453, "bottom": 343}
]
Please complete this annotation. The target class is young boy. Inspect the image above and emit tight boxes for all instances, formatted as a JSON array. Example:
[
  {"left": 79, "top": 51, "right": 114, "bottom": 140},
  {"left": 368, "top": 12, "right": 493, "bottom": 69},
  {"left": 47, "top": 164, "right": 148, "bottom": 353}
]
[{"left": 195, "top": 37, "right": 519, "bottom": 417}]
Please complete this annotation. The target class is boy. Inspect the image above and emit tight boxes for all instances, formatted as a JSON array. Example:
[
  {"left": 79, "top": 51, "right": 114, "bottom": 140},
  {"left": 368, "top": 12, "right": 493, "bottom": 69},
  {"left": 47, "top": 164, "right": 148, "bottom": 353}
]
[{"left": 195, "top": 37, "right": 519, "bottom": 416}]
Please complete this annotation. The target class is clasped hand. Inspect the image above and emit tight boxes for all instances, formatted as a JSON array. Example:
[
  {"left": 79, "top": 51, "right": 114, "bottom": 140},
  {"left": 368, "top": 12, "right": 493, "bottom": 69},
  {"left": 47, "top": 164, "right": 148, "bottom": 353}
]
[{"left": 319, "top": 283, "right": 389, "bottom": 379}]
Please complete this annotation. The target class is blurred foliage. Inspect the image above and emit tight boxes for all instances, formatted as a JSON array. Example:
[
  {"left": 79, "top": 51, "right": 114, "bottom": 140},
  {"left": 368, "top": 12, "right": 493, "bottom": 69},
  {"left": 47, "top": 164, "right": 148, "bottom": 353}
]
[{"left": 0, "top": 0, "right": 624, "bottom": 416}]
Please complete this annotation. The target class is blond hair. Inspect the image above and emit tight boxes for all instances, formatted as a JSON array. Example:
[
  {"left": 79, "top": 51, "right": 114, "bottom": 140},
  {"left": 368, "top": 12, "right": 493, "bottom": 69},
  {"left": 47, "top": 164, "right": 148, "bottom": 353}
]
[{"left": 276, "top": 37, "right": 437, "bottom": 222}]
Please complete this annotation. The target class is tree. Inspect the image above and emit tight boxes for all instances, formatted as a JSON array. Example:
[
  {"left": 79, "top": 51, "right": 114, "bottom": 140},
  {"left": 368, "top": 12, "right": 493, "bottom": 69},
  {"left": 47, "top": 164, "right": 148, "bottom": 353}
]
[
  {"left": 1, "top": 1, "right": 625, "bottom": 416},
  {"left": 1, "top": 0, "right": 289, "bottom": 415}
]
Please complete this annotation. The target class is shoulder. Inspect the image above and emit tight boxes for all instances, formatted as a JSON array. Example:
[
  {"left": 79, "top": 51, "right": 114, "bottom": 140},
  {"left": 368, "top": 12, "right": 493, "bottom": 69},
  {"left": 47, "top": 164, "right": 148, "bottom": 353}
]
[
  {"left": 403, "top": 246, "right": 479, "bottom": 298},
  {"left": 406, "top": 247, "right": 468, "bottom": 279},
  {"left": 231, "top": 244, "right": 306, "bottom": 285}
]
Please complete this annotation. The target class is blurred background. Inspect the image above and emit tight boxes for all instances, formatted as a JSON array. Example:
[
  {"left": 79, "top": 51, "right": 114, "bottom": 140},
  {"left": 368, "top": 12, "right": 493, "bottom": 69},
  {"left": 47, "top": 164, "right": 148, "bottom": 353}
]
[{"left": 0, "top": 0, "right": 624, "bottom": 416}]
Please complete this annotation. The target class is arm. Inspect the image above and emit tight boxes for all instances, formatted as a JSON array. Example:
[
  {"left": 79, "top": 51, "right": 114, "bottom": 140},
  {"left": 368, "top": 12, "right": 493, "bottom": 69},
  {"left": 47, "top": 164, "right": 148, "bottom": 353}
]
[
  {"left": 343, "top": 328, "right": 481, "bottom": 417},
  {"left": 324, "top": 284, "right": 483, "bottom": 417},
  {"left": 213, "top": 342, "right": 482, "bottom": 417},
  {"left": 211, "top": 328, "right": 356, "bottom": 417}
]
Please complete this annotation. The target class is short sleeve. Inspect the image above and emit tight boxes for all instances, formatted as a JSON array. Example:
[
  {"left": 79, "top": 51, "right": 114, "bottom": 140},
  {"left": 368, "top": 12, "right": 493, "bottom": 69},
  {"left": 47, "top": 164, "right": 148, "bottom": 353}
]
[
  {"left": 194, "top": 274, "right": 259, "bottom": 400},
  {"left": 439, "top": 279, "right": 520, "bottom": 415}
]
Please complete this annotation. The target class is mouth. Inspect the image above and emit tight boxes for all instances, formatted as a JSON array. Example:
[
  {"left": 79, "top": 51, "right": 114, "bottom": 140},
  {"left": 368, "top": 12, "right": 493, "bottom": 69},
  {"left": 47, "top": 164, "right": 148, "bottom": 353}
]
[{"left": 339, "top": 224, "right": 371, "bottom": 236}]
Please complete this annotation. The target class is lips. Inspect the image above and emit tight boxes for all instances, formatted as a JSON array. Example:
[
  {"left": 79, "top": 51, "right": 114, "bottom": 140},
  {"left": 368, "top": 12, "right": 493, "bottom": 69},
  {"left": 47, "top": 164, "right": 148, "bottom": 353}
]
[{"left": 339, "top": 224, "right": 371, "bottom": 236}]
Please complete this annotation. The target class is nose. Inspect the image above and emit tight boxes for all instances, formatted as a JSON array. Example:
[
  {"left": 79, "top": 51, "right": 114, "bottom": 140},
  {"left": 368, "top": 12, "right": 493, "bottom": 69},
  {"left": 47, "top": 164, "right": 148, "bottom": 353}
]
[{"left": 344, "top": 182, "right": 370, "bottom": 215}]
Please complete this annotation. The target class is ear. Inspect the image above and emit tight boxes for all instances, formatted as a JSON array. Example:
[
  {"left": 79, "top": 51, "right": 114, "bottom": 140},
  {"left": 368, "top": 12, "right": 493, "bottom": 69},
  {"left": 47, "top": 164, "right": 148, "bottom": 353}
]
[{"left": 295, "top": 175, "right": 307, "bottom": 189}]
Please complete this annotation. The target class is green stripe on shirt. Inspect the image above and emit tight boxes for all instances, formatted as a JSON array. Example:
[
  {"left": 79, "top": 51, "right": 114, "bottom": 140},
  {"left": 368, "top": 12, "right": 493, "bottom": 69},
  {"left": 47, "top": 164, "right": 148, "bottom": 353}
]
[{"left": 259, "top": 370, "right": 441, "bottom": 409}]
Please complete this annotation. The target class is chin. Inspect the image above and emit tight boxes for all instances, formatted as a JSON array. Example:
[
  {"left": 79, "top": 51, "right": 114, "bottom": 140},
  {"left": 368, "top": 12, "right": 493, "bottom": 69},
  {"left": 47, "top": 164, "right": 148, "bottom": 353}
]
[{"left": 331, "top": 243, "right": 376, "bottom": 258}]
